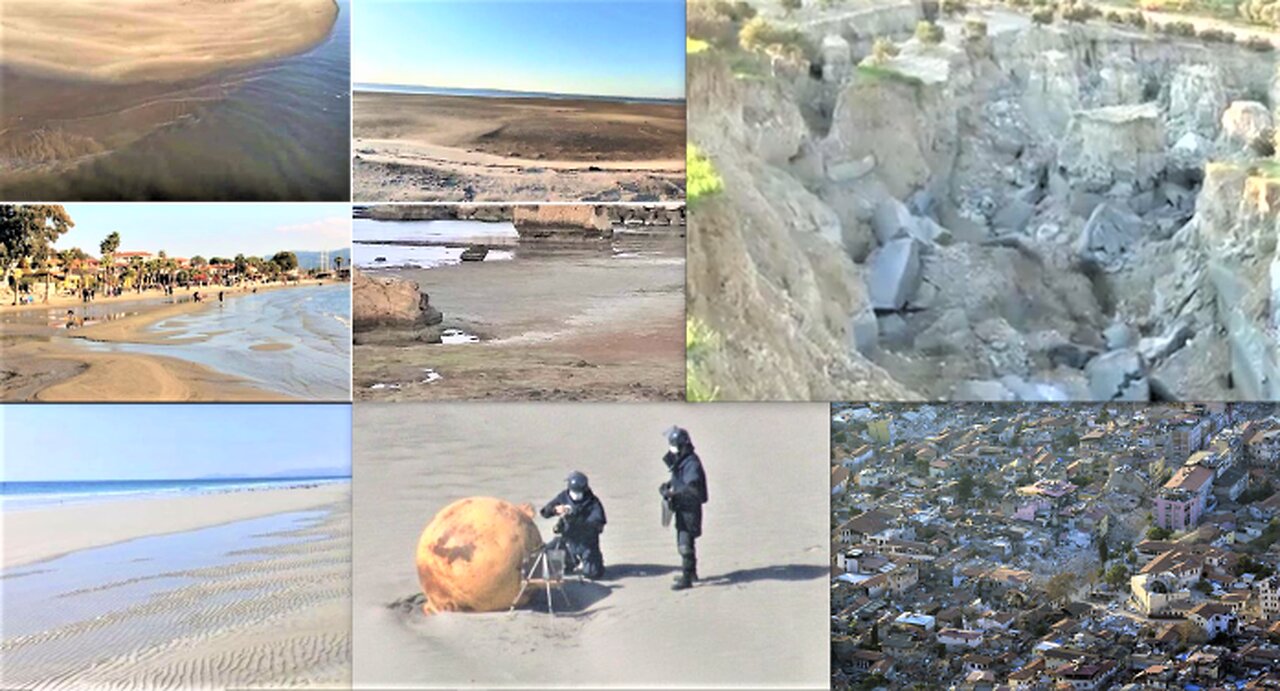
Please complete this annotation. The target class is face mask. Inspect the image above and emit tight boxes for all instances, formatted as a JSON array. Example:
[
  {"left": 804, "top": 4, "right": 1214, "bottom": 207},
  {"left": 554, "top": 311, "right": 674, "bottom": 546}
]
[
  {"left": 669, "top": 444, "right": 679, "bottom": 454},
  {"left": 569, "top": 490, "right": 584, "bottom": 502}
]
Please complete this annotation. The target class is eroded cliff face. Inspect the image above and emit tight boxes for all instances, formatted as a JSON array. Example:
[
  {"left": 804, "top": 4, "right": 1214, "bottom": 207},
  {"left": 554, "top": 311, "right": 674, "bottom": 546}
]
[{"left": 687, "top": 5, "right": 1280, "bottom": 400}]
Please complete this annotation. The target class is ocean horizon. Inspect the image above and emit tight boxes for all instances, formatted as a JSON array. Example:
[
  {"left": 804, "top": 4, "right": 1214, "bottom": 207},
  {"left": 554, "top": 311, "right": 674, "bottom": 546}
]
[
  {"left": 354, "top": 82, "right": 685, "bottom": 105},
  {"left": 0, "top": 476, "right": 351, "bottom": 510}
]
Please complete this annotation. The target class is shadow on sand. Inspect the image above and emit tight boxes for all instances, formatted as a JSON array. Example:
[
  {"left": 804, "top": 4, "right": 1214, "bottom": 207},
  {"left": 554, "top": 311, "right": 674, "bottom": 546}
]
[{"left": 700, "top": 564, "right": 829, "bottom": 587}]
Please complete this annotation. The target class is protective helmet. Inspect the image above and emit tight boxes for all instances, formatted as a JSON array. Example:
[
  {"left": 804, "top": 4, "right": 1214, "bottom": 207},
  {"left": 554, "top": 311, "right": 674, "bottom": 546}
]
[
  {"left": 567, "top": 471, "right": 589, "bottom": 492},
  {"left": 664, "top": 426, "right": 690, "bottom": 448}
]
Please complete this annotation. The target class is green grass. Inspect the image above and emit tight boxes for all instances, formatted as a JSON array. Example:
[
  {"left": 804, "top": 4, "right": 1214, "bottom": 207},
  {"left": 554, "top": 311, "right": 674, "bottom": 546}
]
[
  {"left": 687, "top": 144, "right": 724, "bottom": 208},
  {"left": 1252, "top": 160, "right": 1280, "bottom": 178},
  {"left": 686, "top": 317, "right": 722, "bottom": 402},
  {"left": 855, "top": 64, "right": 925, "bottom": 87},
  {"left": 687, "top": 37, "right": 712, "bottom": 54}
]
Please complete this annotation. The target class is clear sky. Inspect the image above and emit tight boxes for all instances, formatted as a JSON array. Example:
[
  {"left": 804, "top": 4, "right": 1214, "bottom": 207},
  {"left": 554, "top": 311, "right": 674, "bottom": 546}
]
[
  {"left": 2, "top": 405, "right": 351, "bottom": 481},
  {"left": 353, "top": 0, "right": 686, "bottom": 99},
  {"left": 51, "top": 204, "right": 350, "bottom": 259}
]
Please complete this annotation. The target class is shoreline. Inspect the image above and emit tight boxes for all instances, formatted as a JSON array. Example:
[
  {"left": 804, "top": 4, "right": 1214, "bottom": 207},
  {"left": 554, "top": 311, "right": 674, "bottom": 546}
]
[
  {"left": 1, "top": 482, "right": 350, "bottom": 570},
  {"left": 1, "top": 280, "right": 346, "bottom": 401}
]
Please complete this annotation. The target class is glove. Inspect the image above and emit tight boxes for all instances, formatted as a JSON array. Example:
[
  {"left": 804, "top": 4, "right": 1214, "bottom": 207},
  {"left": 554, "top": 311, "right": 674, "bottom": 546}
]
[{"left": 659, "top": 482, "right": 673, "bottom": 499}]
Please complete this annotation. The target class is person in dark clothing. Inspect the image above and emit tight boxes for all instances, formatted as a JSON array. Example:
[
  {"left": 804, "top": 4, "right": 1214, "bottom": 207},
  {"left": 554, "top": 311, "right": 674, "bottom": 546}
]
[
  {"left": 540, "top": 471, "right": 607, "bottom": 580},
  {"left": 660, "top": 426, "right": 708, "bottom": 591}
]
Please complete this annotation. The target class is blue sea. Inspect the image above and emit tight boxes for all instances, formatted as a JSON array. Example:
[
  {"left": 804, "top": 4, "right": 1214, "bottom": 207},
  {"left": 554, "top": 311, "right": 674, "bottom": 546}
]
[
  {"left": 354, "top": 82, "right": 685, "bottom": 105},
  {"left": 0, "top": 477, "right": 349, "bottom": 511}
]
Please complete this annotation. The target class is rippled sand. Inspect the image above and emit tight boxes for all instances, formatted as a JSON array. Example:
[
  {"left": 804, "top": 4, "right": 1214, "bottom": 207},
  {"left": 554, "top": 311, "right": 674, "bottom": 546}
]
[{"left": 1, "top": 485, "right": 351, "bottom": 689}]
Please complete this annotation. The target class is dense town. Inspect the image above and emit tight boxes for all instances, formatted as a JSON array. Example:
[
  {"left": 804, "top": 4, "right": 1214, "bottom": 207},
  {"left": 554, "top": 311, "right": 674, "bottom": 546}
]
[{"left": 831, "top": 404, "right": 1280, "bottom": 690}]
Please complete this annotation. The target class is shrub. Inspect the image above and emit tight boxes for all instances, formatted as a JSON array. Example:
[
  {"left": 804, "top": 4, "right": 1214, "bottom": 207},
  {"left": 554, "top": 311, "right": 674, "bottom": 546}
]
[
  {"left": 915, "top": 20, "right": 946, "bottom": 44},
  {"left": 1252, "top": 128, "right": 1278, "bottom": 157},
  {"left": 1244, "top": 36, "right": 1277, "bottom": 51},
  {"left": 1105, "top": 10, "right": 1124, "bottom": 22},
  {"left": 686, "top": 318, "right": 722, "bottom": 402},
  {"left": 941, "top": 0, "right": 969, "bottom": 14},
  {"left": 780, "top": 0, "right": 803, "bottom": 13},
  {"left": 687, "top": 144, "right": 724, "bottom": 207},
  {"left": 712, "top": 0, "right": 757, "bottom": 21},
  {"left": 1031, "top": 7, "right": 1056, "bottom": 23},
  {"left": 1198, "top": 27, "right": 1237, "bottom": 42},
  {"left": 1124, "top": 10, "right": 1148, "bottom": 27},
  {"left": 689, "top": 1, "right": 742, "bottom": 47},
  {"left": 1162, "top": 21, "right": 1197, "bottom": 37},
  {"left": 964, "top": 18, "right": 989, "bottom": 40},
  {"left": 1061, "top": 2, "right": 1101, "bottom": 21},
  {"left": 871, "top": 36, "right": 901, "bottom": 63}
]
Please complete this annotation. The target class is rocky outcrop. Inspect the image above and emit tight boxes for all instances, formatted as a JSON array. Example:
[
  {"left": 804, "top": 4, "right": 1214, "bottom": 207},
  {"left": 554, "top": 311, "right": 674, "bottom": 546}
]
[
  {"left": 1218, "top": 101, "right": 1273, "bottom": 155},
  {"left": 512, "top": 205, "right": 612, "bottom": 242},
  {"left": 1059, "top": 104, "right": 1166, "bottom": 193},
  {"left": 352, "top": 268, "right": 443, "bottom": 344}
]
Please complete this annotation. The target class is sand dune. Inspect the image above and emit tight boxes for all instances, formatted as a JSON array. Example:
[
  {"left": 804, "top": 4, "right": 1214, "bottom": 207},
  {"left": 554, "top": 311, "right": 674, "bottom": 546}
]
[
  {"left": 352, "top": 403, "right": 829, "bottom": 687},
  {"left": 1, "top": 488, "right": 351, "bottom": 689},
  {"left": 0, "top": 0, "right": 339, "bottom": 83}
]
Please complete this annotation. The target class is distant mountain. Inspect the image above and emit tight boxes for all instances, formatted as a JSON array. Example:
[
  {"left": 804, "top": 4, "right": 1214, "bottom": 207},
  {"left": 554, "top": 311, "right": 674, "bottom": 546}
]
[{"left": 262, "top": 248, "right": 351, "bottom": 271}]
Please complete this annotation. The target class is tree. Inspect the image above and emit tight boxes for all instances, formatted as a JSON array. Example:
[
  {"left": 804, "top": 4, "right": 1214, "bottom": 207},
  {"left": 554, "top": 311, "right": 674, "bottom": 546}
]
[
  {"left": 1098, "top": 539, "right": 1110, "bottom": 564},
  {"left": 1146, "top": 526, "right": 1173, "bottom": 541},
  {"left": 0, "top": 205, "right": 75, "bottom": 304},
  {"left": 271, "top": 251, "right": 299, "bottom": 273},
  {"left": 1104, "top": 564, "right": 1129, "bottom": 589},
  {"left": 99, "top": 231, "right": 120, "bottom": 291},
  {"left": 956, "top": 474, "right": 975, "bottom": 504},
  {"left": 234, "top": 253, "right": 249, "bottom": 277},
  {"left": 191, "top": 255, "right": 207, "bottom": 268},
  {"left": 1045, "top": 572, "right": 1075, "bottom": 604},
  {"left": 333, "top": 255, "right": 344, "bottom": 273}
]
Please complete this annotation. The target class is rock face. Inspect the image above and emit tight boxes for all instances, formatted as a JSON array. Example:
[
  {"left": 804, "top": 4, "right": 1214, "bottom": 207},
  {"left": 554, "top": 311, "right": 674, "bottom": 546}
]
[
  {"left": 1077, "top": 202, "right": 1143, "bottom": 269},
  {"left": 415, "top": 497, "right": 545, "bottom": 614},
  {"left": 1059, "top": 104, "right": 1166, "bottom": 192},
  {"left": 352, "top": 268, "right": 443, "bottom": 343},
  {"left": 512, "top": 205, "right": 613, "bottom": 242},
  {"left": 1219, "top": 100, "right": 1273, "bottom": 153},
  {"left": 1168, "top": 64, "right": 1229, "bottom": 142}
]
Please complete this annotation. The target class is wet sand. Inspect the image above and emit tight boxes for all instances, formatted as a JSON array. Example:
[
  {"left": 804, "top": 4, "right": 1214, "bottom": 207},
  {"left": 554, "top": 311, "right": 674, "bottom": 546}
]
[
  {"left": 1, "top": 281, "right": 344, "bottom": 402},
  {"left": 1, "top": 484, "right": 351, "bottom": 689},
  {"left": 352, "top": 91, "right": 686, "bottom": 201},
  {"left": 2, "top": 0, "right": 338, "bottom": 83},
  {"left": 354, "top": 241, "right": 685, "bottom": 401},
  {"left": 352, "top": 403, "right": 829, "bottom": 688}
]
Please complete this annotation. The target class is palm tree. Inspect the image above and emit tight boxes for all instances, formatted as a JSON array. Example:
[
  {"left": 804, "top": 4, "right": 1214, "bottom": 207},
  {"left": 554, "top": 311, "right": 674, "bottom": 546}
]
[{"left": 99, "top": 232, "right": 120, "bottom": 292}]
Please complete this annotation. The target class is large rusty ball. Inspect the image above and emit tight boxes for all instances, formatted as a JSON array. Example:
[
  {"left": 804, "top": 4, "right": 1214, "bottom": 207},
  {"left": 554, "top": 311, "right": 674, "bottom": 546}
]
[{"left": 415, "top": 497, "right": 544, "bottom": 614}]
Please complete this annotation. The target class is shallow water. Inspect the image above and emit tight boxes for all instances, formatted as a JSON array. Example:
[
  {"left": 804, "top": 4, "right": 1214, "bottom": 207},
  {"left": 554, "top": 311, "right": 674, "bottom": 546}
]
[
  {"left": 75, "top": 284, "right": 351, "bottom": 400},
  {"left": 0, "top": 2, "right": 351, "bottom": 201},
  {"left": 0, "top": 504, "right": 342, "bottom": 686}
]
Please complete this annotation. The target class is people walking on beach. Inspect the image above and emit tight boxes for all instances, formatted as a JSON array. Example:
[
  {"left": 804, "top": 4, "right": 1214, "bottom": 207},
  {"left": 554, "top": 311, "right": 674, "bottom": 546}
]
[
  {"left": 659, "top": 426, "right": 708, "bottom": 591},
  {"left": 540, "top": 471, "right": 607, "bottom": 580},
  {"left": 218, "top": 291, "right": 224, "bottom": 305},
  {"left": 193, "top": 291, "right": 202, "bottom": 303}
]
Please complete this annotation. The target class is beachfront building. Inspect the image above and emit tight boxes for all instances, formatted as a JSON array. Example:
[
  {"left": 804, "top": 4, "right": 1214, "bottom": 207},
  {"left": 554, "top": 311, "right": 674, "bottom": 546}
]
[{"left": 1154, "top": 465, "right": 1215, "bottom": 532}]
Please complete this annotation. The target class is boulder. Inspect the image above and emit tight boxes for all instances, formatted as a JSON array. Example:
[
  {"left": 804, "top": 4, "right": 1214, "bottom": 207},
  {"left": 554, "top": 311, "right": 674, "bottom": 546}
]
[
  {"left": 871, "top": 198, "right": 918, "bottom": 245},
  {"left": 1168, "top": 64, "right": 1228, "bottom": 142},
  {"left": 415, "top": 497, "right": 544, "bottom": 614},
  {"left": 848, "top": 304, "right": 879, "bottom": 356},
  {"left": 992, "top": 197, "right": 1036, "bottom": 233},
  {"left": 1103, "top": 322, "right": 1136, "bottom": 350},
  {"left": 1077, "top": 202, "right": 1142, "bottom": 268},
  {"left": 821, "top": 34, "right": 852, "bottom": 83},
  {"left": 866, "top": 238, "right": 922, "bottom": 311},
  {"left": 352, "top": 269, "right": 443, "bottom": 344},
  {"left": 1085, "top": 348, "right": 1148, "bottom": 400},
  {"left": 1167, "top": 132, "right": 1211, "bottom": 184},
  {"left": 952, "top": 379, "right": 1017, "bottom": 401},
  {"left": 1137, "top": 321, "right": 1194, "bottom": 363}
]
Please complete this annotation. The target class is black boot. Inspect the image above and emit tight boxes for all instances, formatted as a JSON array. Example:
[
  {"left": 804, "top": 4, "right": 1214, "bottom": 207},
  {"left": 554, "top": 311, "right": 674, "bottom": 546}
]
[{"left": 671, "top": 570, "right": 693, "bottom": 590}]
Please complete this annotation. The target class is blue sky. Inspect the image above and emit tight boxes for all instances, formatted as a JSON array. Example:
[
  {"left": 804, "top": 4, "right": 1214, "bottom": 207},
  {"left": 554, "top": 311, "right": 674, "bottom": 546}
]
[
  {"left": 2, "top": 405, "right": 351, "bottom": 481},
  {"left": 51, "top": 204, "right": 350, "bottom": 259},
  {"left": 353, "top": 0, "right": 685, "bottom": 99}
]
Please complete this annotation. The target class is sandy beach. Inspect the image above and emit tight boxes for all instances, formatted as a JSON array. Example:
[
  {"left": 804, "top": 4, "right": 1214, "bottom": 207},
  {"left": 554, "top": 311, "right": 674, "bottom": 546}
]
[
  {"left": 352, "top": 403, "right": 829, "bottom": 688},
  {"left": 1, "top": 483, "right": 351, "bottom": 689},
  {"left": 352, "top": 91, "right": 686, "bottom": 201},
  {"left": 1, "top": 0, "right": 338, "bottom": 83},
  {"left": 1, "top": 280, "right": 349, "bottom": 402},
  {"left": 354, "top": 242, "right": 685, "bottom": 401}
]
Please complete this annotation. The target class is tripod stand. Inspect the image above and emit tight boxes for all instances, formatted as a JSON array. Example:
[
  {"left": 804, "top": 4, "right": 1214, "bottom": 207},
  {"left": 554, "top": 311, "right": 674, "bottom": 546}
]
[{"left": 510, "top": 544, "right": 574, "bottom": 615}]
